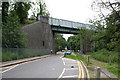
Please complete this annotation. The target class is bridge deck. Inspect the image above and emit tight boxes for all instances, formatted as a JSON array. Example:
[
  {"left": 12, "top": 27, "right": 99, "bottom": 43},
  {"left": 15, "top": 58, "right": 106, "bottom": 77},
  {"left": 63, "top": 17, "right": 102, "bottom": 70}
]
[
  {"left": 49, "top": 17, "right": 91, "bottom": 29},
  {"left": 38, "top": 16, "right": 94, "bottom": 34}
]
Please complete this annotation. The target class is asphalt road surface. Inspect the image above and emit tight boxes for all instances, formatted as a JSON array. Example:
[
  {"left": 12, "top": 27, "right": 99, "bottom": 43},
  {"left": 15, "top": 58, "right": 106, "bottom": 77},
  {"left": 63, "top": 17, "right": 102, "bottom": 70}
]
[{"left": 2, "top": 52, "right": 79, "bottom": 79}]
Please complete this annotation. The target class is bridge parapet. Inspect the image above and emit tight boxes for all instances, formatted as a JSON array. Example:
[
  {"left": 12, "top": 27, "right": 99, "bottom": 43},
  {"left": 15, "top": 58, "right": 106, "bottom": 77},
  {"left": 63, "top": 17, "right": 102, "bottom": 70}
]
[
  {"left": 49, "top": 17, "right": 92, "bottom": 29},
  {"left": 38, "top": 15, "right": 94, "bottom": 30}
]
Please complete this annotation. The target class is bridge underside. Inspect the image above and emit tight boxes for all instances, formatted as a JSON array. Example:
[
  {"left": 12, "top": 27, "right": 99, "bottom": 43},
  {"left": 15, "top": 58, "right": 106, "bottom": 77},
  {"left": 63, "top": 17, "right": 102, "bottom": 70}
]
[{"left": 51, "top": 25, "right": 79, "bottom": 34}]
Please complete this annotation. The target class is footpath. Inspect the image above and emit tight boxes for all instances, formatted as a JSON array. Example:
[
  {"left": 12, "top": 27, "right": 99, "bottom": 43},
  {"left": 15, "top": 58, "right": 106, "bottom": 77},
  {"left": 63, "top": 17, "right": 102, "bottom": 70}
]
[
  {"left": 0, "top": 55, "right": 50, "bottom": 68},
  {"left": 87, "top": 58, "right": 118, "bottom": 79}
]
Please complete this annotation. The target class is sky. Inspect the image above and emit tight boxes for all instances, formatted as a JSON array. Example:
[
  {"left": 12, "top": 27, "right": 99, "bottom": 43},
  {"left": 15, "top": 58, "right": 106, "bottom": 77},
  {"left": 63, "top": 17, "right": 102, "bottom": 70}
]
[
  {"left": 44, "top": 0, "right": 97, "bottom": 23},
  {"left": 30, "top": 0, "right": 98, "bottom": 40},
  {"left": 43, "top": 0, "right": 98, "bottom": 40}
]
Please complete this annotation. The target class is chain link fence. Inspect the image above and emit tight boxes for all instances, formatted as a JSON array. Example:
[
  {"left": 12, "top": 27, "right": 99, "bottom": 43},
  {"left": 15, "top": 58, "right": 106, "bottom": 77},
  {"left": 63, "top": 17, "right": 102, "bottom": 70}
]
[{"left": 2, "top": 48, "right": 50, "bottom": 62}]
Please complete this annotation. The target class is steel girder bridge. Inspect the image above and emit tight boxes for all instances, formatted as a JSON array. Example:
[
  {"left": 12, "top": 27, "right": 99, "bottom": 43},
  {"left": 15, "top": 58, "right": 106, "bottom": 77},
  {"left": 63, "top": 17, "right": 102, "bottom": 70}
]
[{"left": 49, "top": 17, "right": 93, "bottom": 34}]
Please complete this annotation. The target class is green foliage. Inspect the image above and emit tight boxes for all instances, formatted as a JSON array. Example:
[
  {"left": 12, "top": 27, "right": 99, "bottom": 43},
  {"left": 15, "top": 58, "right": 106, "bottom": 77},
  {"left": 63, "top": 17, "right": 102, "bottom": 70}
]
[
  {"left": 91, "top": 1, "right": 120, "bottom": 52},
  {"left": 2, "top": 48, "right": 48, "bottom": 62},
  {"left": 65, "top": 55, "right": 77, "bottom": 60},
  {"left": 65, "top": 54, "right": 88, "bottom": 65},
  {"left": 55, "top": 34, "right": 67, "bottom": 51},
  {"left": 79, "top": 28, "right": 95, "bottom": 53},
  {"left": 2, "top": 11, "right": 26, "bottom": 48},
  {"left": 14, "top": 2, "right": 31, "bottom": 24},
  {"left": 67, "top": 28, "right": 95, "bottom": 53},
  {"left": 88, "top": 49, "right": 119, "bottom": 63},
  {"left": 26, "top": 19, "right": 38, "bottom": 24},
  {"left": 105, "top": 64, "right": 119, "bottom": 78},
  {"left": 2, "top": 2, "right": 9, "bottom": 23},
  {"left": 0, "top": 48, "right": 1, "bottom": 62},
  {"left": 2, "top": 2, "right": 31, "bottom": 48},
  {"left": 67, "top": 35, "right": 80, "bottom": 50},
  {"left": 36, "top": 1, "right": 50, "bottom": 16},
  {"left": 0, "top": 28, "right": 1, "bottom": 46},
  {"left": 92, "top": 10, "right": 120, "bottom": 52},
  {"left": 87, "top": 49, "right": 120, "bottom": 78},
  {"left": 105, "top": 11, "right": 120, "bottom": 52}
]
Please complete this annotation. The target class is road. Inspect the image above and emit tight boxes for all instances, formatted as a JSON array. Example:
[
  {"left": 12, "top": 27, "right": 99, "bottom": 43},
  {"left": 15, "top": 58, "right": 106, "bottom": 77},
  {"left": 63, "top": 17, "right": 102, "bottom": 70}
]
[{"left": 2, "top": 52, "right": 79, "bottom": 79}]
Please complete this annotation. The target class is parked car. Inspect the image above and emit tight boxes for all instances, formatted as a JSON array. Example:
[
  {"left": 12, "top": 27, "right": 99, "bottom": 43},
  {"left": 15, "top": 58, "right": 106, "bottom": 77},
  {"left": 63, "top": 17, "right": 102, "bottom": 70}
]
[
  {"left": 61, "top": 50, "right": 64, "bottom": 52},
  {"left": 64, "top": 51, "right": 72, "bottom": 55}
]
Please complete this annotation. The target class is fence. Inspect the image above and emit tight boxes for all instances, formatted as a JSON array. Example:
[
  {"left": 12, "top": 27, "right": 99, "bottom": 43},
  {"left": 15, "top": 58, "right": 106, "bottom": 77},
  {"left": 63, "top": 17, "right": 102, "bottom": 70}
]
[{"left": 2, "top": 48, "right": 50, "bottom": 62}]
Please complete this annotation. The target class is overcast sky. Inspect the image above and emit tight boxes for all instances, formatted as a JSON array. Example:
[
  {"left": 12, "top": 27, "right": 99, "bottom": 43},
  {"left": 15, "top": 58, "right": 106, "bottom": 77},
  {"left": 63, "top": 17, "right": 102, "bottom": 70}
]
[
  {"left": 43, "top": 0, "right": 98, "bottom": 40},
  {"left": 31, "top": 0, "right": 98, "bottom": 40},
  {"left": 44, "top": 0, "right": 97, "bottom": 23}
]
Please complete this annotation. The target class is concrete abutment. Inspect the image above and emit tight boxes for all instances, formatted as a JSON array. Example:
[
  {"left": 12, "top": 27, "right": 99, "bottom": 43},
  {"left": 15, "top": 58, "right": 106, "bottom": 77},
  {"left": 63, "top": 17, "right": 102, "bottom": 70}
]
[{"left": 23, "top": 16, "right": 55, "bottom": 54}]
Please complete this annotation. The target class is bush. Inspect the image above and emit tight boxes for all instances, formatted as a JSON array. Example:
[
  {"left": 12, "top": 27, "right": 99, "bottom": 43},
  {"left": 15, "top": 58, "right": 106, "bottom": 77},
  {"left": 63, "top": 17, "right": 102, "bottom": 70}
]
[
  {"left": 88, "top": 49, "right": 119, "bottom": 63},
  {"left": 2, "top": 11, "right": 26, "bottom": 48}
]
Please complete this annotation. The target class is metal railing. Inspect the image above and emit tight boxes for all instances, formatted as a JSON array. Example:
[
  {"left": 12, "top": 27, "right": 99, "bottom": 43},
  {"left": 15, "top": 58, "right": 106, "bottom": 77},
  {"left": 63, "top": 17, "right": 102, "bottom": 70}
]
[{"left": 49, "top": 17, "right": 91, "bottom": 29}]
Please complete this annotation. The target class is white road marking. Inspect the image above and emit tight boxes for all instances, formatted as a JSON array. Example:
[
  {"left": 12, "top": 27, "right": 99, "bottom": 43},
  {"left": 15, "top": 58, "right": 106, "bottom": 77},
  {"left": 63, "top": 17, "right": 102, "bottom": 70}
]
[
  {"left": 1, "top": 64, "right": 19, "bottom": 73},
  {"left": 62, "top": 75, "right": 78, "bottom": 78},
  {"left": 65, "top": 68, "right": 78, "bottom": 70},
  {"left": 64, "top": 60, "right": 76, "bottom": 62},
  {"left": 64, "top": 62, "right": 77, "bottom": 64},
  {"left": 59, "top": 56, "right": 79, "bottom": 79},
  {"left": 63, "top": 60, "right": 65, "bottom": 65},
  {"left": 62, "top": 58, "right": 65, "bottom": 60},
  {"left": 64, "top": 59, "right": 76, "bottom": 61},
  {"left": 57, "top": 68, "right": 65, "bottom": 80}
]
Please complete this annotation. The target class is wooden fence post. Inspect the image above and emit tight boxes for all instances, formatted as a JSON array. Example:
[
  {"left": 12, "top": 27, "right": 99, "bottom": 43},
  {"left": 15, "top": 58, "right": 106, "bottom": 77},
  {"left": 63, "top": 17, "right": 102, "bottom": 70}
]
[
  {"left": 109, "top": 55, "right": 111, "bottom": 65},
  {"left": 87, "top": 56, "right": 90, "bottom": 65}
]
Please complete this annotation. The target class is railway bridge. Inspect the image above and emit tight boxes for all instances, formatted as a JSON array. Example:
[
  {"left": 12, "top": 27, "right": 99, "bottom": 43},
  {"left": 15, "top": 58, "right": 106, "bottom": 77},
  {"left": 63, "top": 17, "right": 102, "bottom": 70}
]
[{"left": 23, "top": 16, "right": 93, "bottom": 53}]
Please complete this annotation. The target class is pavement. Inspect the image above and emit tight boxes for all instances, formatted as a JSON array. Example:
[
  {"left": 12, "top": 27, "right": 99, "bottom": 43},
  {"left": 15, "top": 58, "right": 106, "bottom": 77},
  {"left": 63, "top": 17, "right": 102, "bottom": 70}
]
[
  {"left": 87, "top": 58, "right": 118, "bottom": 78},
  {"left": 1, "top": 52, "right": 80, "bottom": 79},
  {"left": 0, "top": 55, "right": 50, "bottom": 67}
]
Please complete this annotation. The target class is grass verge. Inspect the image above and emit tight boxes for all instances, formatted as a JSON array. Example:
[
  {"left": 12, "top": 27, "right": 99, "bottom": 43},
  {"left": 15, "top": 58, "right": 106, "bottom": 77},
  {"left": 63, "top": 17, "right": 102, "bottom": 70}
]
[
  {"left": 65, "top": 54, "right": 88, "bottom": 65},
  {"left": 2, "top": 48, "right": 49, "bottom": 62},
  {"left": 87, "top": 49, "right": 120, "bottom": 78},
  {"left": 87, "top": 57, "right": 119, "bottom": 78},
  {"left": 105, "top": 63, "right": 119, "bottom": 78},
  {"left": 65, "top": 52, "right": 120, "bottom": 78}
]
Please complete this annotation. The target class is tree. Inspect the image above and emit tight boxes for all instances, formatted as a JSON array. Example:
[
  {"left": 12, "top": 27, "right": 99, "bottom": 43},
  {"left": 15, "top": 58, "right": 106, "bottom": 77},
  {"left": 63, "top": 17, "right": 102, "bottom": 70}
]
[
  {"left": 55, "top": 34, "right": 67, "bottom": 51},
  {"left": 36, "top": 0, "right": 50, "bottom": 16},
  {"left": 2, "top": 11, "right": 26, "bottom": 48},
  {"left": 67, "top": 35, "right": 80, "bottom": 51},
  {"left": 91, "top": 0, "right": 120, "bottom": 52},
  {"left": 2, "top": 2, "right": 9, "bottom": 23},
  {"left": 14, "top": 2, "right": 31, "bottom": 24},
  {"left": 105, "top": 10, "right": 120, "bottom": 51},
  {"left": 79, "top": 28, "right": 95, "bottom": 53},
  {"left": 29, "top": 1, "right": 50, "bottom": 20}
]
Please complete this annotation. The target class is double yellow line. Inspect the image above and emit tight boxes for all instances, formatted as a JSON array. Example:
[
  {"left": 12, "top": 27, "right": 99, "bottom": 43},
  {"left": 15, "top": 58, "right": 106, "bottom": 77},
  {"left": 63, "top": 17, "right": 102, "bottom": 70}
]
[{"left": 77, "top": 61, "right": 85, "bottom": 80}]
